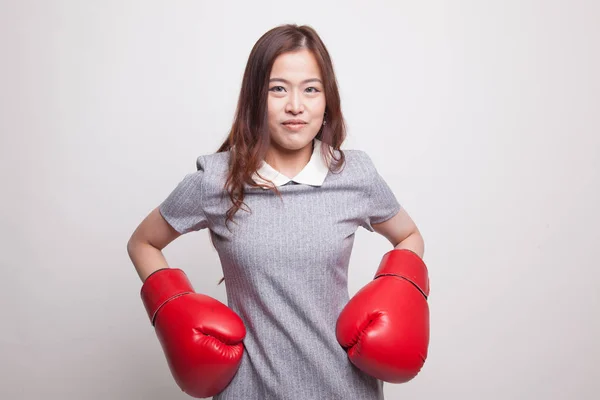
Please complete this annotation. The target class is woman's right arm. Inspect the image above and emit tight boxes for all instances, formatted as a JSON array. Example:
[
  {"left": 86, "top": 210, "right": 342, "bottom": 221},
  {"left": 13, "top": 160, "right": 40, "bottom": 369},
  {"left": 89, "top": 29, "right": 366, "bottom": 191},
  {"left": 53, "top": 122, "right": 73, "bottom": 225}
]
[{"left": 126, "top": 206, "right": 182, "bottom": 282}]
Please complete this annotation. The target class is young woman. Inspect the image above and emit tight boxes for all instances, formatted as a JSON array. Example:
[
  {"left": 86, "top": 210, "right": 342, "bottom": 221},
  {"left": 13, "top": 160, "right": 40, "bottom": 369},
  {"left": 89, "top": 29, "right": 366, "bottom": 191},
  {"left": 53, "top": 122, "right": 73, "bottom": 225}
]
[{"left": 127, "top": 24, "right": 430, "bottom": 400}]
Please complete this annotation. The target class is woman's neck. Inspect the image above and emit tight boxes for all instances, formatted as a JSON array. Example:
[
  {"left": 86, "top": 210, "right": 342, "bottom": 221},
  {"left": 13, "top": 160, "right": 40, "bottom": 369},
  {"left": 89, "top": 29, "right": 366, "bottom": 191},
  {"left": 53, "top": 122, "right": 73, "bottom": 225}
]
[{"left": 264, "top": 139, "right": 315, "bottom": 178}]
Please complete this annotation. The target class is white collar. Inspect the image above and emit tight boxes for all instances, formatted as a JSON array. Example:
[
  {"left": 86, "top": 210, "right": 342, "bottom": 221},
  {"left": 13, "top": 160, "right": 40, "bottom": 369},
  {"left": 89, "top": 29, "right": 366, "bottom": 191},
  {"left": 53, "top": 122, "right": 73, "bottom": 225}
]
[{"left": 252, "top": 139, "right": 331, "bottom": 188}]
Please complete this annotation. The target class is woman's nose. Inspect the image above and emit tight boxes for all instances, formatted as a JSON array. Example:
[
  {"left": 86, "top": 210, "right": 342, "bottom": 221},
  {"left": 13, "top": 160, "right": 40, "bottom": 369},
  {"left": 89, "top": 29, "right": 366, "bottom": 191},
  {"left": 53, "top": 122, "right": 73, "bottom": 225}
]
[{"left": 286, "top": 91, "right": 304, "bottom": 113}]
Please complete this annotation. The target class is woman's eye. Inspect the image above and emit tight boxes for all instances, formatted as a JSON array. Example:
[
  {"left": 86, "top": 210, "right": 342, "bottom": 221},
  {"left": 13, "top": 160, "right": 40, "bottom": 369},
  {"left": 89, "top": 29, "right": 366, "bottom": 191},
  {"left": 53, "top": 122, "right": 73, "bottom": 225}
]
[{"left": 268, "top": 86, "right": 321, "bottom": 93}]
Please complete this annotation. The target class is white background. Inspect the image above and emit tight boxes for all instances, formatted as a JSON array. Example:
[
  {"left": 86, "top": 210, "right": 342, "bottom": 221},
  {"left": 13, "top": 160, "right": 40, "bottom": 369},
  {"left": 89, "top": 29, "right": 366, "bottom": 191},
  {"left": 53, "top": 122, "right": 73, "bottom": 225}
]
[{"left": 1, "top": 0, "right": 598, "bottom": 399}]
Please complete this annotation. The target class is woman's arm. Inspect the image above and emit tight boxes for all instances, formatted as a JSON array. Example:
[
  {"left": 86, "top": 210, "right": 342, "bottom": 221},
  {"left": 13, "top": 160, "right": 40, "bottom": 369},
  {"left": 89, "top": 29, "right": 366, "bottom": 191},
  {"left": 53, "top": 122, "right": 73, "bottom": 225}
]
[
  {"left": 126, "top": 206, "right": 182, "bottom": 282},
  {"left": 371, "top": 207, "right": 424, "bottom": 258}
]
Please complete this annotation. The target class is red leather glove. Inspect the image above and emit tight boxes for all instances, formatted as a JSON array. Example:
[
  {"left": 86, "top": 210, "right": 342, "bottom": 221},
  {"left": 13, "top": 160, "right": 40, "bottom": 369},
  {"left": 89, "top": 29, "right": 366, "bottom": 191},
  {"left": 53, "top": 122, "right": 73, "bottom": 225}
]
[
  {"left": 336, "top": 249, "right": 430, "bottom": 383},
  {"left": 141, "top": 268, "right": 246, "bottom": 398}
]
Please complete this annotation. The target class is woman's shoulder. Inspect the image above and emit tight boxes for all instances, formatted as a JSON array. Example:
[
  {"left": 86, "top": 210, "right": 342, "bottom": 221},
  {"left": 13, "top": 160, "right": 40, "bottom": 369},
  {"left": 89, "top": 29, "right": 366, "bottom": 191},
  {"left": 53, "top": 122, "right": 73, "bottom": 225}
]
[
  {"left": 337, "top": 148, "right": 377, "bottom": 178},
  {"left": 195, "top": 150, "right": 231, "bottom": 173}
]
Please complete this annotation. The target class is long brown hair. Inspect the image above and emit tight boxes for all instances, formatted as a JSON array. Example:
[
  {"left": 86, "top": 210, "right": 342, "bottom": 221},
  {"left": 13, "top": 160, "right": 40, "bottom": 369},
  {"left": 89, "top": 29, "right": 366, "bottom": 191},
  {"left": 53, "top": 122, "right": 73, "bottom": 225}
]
[{"left": 213, "top": 24, "right": 347, "bottom": 284}]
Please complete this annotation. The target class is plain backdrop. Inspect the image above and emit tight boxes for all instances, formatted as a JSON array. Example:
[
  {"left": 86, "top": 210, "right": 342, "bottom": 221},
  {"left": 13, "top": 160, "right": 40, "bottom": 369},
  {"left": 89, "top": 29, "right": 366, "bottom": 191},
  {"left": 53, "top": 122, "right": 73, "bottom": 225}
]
[{"left": 1, "top": 0, "right": 599, "bottom": 399}]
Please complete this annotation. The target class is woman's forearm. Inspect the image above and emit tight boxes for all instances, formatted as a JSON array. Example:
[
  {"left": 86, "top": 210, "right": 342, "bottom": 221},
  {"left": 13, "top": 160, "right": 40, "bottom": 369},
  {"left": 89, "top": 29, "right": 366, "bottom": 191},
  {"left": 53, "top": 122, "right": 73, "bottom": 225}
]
[
  {"left": 127, "top": 240, "right": 171, "bottom": 283},
  {"left": 394, "top": 231, "right": 425, "bottom": 259}
]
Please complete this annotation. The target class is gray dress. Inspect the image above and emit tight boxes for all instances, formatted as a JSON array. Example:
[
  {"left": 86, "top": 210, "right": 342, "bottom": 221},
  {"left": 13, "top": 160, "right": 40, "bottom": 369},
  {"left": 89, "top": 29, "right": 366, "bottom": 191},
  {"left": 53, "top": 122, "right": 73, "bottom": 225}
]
[{"left": 159, "top": 147, "right": 401, "bottom": 400}]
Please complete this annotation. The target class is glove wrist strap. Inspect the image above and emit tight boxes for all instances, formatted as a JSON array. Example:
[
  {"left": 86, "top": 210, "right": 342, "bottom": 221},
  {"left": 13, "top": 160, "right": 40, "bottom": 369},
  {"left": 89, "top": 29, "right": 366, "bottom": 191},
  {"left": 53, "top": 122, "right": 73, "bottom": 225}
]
[
  {"left": 140, "top": 268, "right": 194, "bottom": 326},
  {"left": 375, "top": 249, "right": 430, "bottom": 298}
]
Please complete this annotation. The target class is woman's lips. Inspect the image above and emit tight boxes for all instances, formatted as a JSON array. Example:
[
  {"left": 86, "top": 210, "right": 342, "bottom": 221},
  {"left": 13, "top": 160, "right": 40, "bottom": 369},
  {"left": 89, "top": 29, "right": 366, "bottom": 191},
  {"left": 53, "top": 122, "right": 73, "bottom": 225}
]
[{"left": 282, "top": 122, "right": 307, "bottom": 131}]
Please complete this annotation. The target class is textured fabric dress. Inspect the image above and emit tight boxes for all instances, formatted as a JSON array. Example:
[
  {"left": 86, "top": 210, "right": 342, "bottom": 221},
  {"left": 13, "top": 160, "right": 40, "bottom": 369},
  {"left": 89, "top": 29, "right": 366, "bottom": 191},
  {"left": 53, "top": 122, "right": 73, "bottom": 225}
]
[{"left": 158, "top": 139, "right": 401, "bottom": 400}]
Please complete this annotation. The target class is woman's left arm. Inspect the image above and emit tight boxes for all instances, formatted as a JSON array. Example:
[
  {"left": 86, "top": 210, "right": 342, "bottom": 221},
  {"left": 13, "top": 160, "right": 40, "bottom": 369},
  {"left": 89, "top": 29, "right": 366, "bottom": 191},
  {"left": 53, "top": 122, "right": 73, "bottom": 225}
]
[{"left": 371, "top": 207, "right": 424, "bottom": 258}]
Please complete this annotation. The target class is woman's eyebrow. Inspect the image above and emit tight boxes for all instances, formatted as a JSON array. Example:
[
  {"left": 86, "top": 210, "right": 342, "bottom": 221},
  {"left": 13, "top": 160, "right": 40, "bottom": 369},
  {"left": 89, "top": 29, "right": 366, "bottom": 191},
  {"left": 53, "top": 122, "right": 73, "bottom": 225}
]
[{"left": 269, "top": 78, "right": 323, "bottom": 84}]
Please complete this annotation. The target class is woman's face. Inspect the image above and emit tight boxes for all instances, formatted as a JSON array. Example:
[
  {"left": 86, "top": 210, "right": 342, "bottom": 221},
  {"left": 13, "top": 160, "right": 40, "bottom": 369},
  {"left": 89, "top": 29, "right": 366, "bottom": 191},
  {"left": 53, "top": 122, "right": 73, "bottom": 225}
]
[{"left": 267, "top": 49, "right": 326, "bottom": 153}]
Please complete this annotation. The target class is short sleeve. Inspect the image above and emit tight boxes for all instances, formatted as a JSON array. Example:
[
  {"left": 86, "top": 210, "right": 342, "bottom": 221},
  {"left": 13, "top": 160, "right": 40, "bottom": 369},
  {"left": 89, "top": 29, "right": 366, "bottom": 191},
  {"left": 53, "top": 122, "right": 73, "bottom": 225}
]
[
  {"left": 158, "top": 157, "right": 209, "bottom": 234},
  {"left": 359, "top": 151, "right": 402, "bottom": 232}
]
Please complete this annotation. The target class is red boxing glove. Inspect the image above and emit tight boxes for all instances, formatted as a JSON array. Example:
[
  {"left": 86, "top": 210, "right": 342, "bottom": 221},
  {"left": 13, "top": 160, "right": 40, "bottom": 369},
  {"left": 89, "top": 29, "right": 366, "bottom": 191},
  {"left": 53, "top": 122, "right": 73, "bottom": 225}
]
[
  {"left": 141, "top": 268, "right": 246, "bottom": 398},
  {"left": 336, "top": 249, "right": 430, "bottom": 383}
]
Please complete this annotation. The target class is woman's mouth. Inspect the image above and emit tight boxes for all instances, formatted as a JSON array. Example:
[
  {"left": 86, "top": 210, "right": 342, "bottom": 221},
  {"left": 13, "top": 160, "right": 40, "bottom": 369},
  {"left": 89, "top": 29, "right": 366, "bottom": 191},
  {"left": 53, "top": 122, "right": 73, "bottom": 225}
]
[{"left": 282, "top": 122, "right": 307, "bottom": 131}]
